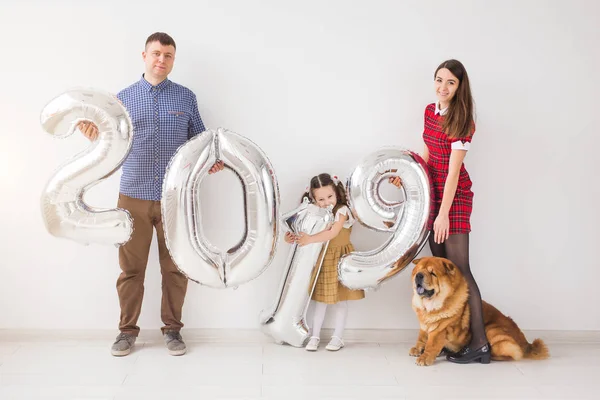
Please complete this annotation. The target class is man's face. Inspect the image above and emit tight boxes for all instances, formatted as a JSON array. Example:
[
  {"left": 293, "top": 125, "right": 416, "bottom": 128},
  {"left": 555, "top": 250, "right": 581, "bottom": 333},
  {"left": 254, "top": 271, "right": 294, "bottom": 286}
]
[{"left": 142, "top": 41, "right": 175, "bottom": 81}]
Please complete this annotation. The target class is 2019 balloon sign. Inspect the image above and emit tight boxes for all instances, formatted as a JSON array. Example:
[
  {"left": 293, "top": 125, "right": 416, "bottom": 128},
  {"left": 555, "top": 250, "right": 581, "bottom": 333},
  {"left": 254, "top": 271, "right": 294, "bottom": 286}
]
[{"left": 40, "top": 89, "right": 432, "bottom": 346}]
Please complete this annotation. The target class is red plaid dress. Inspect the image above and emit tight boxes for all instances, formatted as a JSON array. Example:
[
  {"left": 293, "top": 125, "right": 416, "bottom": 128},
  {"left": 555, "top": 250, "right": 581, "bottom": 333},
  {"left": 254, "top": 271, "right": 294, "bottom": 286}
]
[{"left": 423, "top": 103, "right": 474, "bottom": 234}]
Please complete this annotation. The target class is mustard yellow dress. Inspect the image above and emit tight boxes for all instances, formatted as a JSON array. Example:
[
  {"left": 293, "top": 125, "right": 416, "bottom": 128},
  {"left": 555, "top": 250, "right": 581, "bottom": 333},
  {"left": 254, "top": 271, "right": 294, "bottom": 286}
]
[{"left": 309, "top": 206, "right": 365, "bottom": 304}]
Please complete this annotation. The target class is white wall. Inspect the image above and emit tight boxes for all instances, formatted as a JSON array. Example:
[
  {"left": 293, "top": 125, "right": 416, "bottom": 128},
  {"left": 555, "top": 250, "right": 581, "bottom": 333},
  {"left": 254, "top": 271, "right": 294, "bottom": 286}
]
[{"left": 0, "top": 0, "right": 598, "bottom": 332}]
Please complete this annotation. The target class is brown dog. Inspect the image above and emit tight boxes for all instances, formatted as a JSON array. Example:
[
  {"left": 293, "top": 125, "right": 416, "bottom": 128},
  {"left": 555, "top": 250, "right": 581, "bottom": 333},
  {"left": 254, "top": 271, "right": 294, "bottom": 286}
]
[{"left": 410, "top": 256, "right": 549, "bottom": 366}]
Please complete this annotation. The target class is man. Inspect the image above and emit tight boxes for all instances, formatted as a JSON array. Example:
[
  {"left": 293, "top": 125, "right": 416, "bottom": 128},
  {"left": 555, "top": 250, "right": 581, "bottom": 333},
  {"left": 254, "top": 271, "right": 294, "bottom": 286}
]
[{"left": 79, "top": 32, "right": 223, "bottom": 356}]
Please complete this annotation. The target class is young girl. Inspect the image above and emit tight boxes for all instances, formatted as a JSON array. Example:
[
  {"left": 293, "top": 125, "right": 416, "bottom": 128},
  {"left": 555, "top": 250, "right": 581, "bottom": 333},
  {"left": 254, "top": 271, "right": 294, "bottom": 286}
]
[
  {"left": 284, "top": 173, "right": 364, "bottom": 351},
  {"left": 390, "top": 59, "right": 490, "bottom": 364}
]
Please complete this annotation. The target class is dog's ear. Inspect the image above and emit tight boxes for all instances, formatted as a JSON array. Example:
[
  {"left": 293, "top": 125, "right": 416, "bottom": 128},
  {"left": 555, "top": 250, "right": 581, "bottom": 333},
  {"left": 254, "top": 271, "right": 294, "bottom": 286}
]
[
  {"left": 412, "top": 258, "right": 422, "bottom": 265},
  {"left": 442, "top": 259, "right": 456, "bottom": 275}
]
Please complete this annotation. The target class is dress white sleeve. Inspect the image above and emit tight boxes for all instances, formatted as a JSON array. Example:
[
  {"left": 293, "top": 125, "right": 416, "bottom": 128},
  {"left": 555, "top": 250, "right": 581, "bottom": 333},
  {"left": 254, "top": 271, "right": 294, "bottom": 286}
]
[
  {"left": 451, "top": 140, "right": 471, "bottom": 151},
  {"left": 335, "top": 206, "right": 354, "bottom": 228}
]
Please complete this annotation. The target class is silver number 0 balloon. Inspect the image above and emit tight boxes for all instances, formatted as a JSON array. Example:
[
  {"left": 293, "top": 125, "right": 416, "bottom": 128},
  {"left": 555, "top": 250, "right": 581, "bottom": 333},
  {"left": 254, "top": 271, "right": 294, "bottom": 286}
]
[
  {"left": 162, "top": 128, "right": 280, "bottom": 288},
  {"left": 338, "top": 148, "right": 432, "bottom": 290},
  {"left": 40, "top": 89, "right": 134, "bottom": 246}
]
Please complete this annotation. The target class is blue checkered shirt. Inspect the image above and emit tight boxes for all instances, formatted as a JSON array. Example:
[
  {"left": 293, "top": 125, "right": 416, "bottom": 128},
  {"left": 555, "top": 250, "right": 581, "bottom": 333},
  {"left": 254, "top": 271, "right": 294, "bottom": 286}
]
[{"left": 117, "top": 76, "right": 205, "bottom": 200}]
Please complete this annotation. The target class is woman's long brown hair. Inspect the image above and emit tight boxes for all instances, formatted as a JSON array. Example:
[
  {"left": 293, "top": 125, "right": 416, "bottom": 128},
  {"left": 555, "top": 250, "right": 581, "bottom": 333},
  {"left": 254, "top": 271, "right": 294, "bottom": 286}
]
[{"left": 435, "top": 59, "right": 475, "bottom": 139}]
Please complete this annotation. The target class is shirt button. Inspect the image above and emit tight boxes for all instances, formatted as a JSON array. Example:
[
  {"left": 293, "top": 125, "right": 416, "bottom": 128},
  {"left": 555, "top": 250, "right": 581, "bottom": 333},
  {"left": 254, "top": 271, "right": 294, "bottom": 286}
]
[{"left": 155, "top": 176, "right": 159, "bottom": 180}]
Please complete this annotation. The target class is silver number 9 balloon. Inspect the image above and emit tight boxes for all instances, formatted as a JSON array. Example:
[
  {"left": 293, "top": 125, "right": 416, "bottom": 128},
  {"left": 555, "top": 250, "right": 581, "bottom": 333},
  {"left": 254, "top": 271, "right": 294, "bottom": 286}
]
[
  {"left": 40, "top": 89, "right": 134, "bottom": 246},
  {"left": 260, "top": 200, "right": 334, "bottom": 347},
  {"left": 338, "top": 148, "right": 432, "bottom": 290},
  {"left": 162, "top": 128, "right": 280, "bottom": 288}
]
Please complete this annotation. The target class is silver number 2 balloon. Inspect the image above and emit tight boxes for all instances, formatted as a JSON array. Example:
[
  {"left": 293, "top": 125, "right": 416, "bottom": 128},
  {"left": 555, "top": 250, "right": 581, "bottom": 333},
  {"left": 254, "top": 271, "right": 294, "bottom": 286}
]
[
  {"left": 260, "top": 200, "right": 334, "bottom": 347},
  {"left": 162, "top": 128, "right": 280, "bottom": 288},
  {"left": 40, "top": 89, "right": 134, "bottom": 246},
  {"left": 338, "top": 148, "right": 432, "bottom": 290}
]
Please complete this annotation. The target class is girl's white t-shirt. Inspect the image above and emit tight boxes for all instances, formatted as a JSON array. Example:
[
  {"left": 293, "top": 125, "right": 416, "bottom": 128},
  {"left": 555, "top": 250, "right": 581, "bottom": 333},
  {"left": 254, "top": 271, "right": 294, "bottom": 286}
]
[{"left": 335, "top": 205, "right": 355, "bottom": 229}]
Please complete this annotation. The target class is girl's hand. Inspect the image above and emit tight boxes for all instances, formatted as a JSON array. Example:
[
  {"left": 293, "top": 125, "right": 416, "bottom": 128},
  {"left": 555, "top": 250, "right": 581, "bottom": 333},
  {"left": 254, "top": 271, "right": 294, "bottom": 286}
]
[
  {"left": 433, "top": 213, "right": 450, "bottom": 244},
  {"left": 284, "top": 231, "right": 297, "bottom": 244},
  {"left": 296, "top": 232, "right": 313, "bottom": 247},
  {"left": 388, "top": 176, "right": 403, "bottom": 188}
]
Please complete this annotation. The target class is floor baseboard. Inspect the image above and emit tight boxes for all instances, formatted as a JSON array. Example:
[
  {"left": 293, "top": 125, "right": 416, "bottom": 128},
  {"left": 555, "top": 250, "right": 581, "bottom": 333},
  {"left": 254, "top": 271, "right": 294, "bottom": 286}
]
[{"left": 1, "top": 328, "right": 598, "bottom": 344}]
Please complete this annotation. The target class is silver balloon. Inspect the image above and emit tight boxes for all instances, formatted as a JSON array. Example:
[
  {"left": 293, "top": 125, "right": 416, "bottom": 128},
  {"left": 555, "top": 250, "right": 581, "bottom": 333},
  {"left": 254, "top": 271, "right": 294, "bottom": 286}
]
[
  {"left": 260, "top": 200, "right": 334, "bottom": 347},
  {"left": 339, "top": 148, "right": 432, "bottom": 290},
  {"left": 162, "top": 127, "right": 280, "bottom": 288},
  {"left": 40, "top": 88, "right": 133, "bottom": 246}
]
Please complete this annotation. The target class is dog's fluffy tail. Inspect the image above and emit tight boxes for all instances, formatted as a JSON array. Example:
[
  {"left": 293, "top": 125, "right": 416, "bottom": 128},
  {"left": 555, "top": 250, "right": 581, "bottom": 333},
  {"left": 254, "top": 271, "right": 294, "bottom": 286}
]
[{"left": 524, "top": 338, "right": 549, "bottom": 360}]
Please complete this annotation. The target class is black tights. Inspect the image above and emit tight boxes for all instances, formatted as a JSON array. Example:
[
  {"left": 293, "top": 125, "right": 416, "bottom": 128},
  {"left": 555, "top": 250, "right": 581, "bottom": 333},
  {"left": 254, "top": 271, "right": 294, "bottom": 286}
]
[{"left": 429, "top": 233, "right": 487, "bottom": 349}]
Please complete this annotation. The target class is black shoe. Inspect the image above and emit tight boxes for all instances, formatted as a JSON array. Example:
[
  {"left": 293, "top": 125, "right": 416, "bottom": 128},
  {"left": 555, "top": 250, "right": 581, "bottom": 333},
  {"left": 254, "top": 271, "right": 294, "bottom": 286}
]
[
  {"left": 437, "top": 347, "right": 450, "bottom": 357},
  {"left": 446, "top": 343, "right": 491, "bottom": 364}
]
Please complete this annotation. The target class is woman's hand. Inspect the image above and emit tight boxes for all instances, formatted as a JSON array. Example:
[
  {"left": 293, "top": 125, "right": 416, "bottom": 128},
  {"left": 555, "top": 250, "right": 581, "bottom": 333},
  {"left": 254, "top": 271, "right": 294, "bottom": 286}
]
[
  {"left": 388, "top": 176, "right": 403, "bottom": 188},
  {"left": 433, "top": 213, "right": 450, "bottom": 244}
]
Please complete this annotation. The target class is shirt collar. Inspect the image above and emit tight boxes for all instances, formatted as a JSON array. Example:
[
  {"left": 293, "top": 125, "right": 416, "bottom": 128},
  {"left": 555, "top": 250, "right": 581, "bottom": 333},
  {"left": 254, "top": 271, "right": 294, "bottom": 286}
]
[
  {"left": 139, "top": 74, "right": 171, "bottom": 92},
  {"left": 435, "top": 101, "right": 448, "bottom": 116}
]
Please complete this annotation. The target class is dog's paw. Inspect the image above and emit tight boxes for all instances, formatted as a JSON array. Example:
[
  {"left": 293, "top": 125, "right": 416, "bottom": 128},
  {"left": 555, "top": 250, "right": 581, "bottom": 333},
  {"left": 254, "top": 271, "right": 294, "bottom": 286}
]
[
  {"left": 409, "top": 346, "right": 424, "bottom": 357},
  {"left": 416, "top": 354, "right": 435, "bottom": 366}
]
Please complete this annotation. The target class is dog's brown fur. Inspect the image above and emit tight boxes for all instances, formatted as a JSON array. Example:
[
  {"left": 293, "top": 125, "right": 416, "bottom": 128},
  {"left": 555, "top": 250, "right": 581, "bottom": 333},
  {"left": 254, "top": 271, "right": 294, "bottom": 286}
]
[{"left": 410, "top": 256, "right": 549, "bottom": 366}]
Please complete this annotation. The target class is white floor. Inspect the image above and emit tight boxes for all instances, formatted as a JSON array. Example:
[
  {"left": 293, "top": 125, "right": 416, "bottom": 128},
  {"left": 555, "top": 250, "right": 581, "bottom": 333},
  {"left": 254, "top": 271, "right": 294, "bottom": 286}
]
[{"left": 0, "top": 330, "right": 598, "bottom": 400}]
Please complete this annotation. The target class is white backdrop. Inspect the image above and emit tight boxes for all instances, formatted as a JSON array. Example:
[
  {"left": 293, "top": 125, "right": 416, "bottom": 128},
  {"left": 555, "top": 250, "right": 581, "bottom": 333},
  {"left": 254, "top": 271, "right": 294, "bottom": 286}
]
[{"left": 0, "top": 0, "right": 598, "bottom": 332}]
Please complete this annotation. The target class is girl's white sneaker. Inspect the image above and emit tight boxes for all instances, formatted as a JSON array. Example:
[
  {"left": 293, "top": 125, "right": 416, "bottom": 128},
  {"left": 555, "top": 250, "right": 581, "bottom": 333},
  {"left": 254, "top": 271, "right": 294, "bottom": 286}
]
[
  {"left": 305, "top": 336, "right": 320, "bottom": 351},
  {"left": 326, "top": 336, "right": 344, "bottom": 351}
]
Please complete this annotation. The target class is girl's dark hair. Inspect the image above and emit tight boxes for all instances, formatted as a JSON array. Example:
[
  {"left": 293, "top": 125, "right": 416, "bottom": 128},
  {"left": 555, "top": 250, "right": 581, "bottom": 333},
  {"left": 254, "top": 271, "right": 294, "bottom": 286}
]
[
  {"left": 301, "top": 173, "right": 348, "bottom": 214},
  {"left": 435, "top": 59, "right": 475, "bottom": 139}
]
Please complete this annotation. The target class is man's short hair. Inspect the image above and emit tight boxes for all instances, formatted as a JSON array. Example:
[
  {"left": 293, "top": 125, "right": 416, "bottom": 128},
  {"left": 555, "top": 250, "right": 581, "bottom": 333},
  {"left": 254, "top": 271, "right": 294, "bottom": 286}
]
[{"left": 145, "top": 32, "right": 176, "bottom": 50}]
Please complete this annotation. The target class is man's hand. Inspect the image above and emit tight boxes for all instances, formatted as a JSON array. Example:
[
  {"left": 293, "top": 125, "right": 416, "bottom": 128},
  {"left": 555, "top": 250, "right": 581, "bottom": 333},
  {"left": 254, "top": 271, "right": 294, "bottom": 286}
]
[
  {"left": 78, "top": 121, "right": 99, "bottom": 141},
  {"left": 208, "top": 160, "right": 225, "bottom": 174}
]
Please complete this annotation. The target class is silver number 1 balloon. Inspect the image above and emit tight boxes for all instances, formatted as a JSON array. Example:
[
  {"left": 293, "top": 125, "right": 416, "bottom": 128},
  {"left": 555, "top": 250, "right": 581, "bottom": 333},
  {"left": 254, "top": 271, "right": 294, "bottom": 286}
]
[
  {"left": 40, "top": 89, "right": 134, "bottom": 246},
  {"left": 162, "top": 128, "right": 280, "bottom": 288},
  {"left": 260, "top": 200, "right": 334, "bottom": 347},
  {"left": 338, "top": 148, "right": 432, "bottom": 290}
]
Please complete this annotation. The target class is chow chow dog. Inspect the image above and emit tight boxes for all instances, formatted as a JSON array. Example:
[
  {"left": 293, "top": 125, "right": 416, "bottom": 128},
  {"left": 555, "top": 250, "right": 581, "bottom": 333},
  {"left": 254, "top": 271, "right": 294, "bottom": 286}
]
[{"left": 410, "top": 257, "right": 549, "bottom": 366}]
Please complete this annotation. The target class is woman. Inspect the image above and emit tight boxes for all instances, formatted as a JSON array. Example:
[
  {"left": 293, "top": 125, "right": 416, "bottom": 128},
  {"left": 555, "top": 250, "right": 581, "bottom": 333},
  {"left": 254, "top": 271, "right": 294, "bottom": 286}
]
[{"left": 391, "top": 59, "right": 490, "bottom": 364}]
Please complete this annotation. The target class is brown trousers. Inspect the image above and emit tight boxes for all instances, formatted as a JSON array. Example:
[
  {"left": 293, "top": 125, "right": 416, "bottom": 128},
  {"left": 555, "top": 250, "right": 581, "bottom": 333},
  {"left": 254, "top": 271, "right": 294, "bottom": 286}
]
[{"left": 116, "top": 194, "right": 188, "bottom": 336}]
